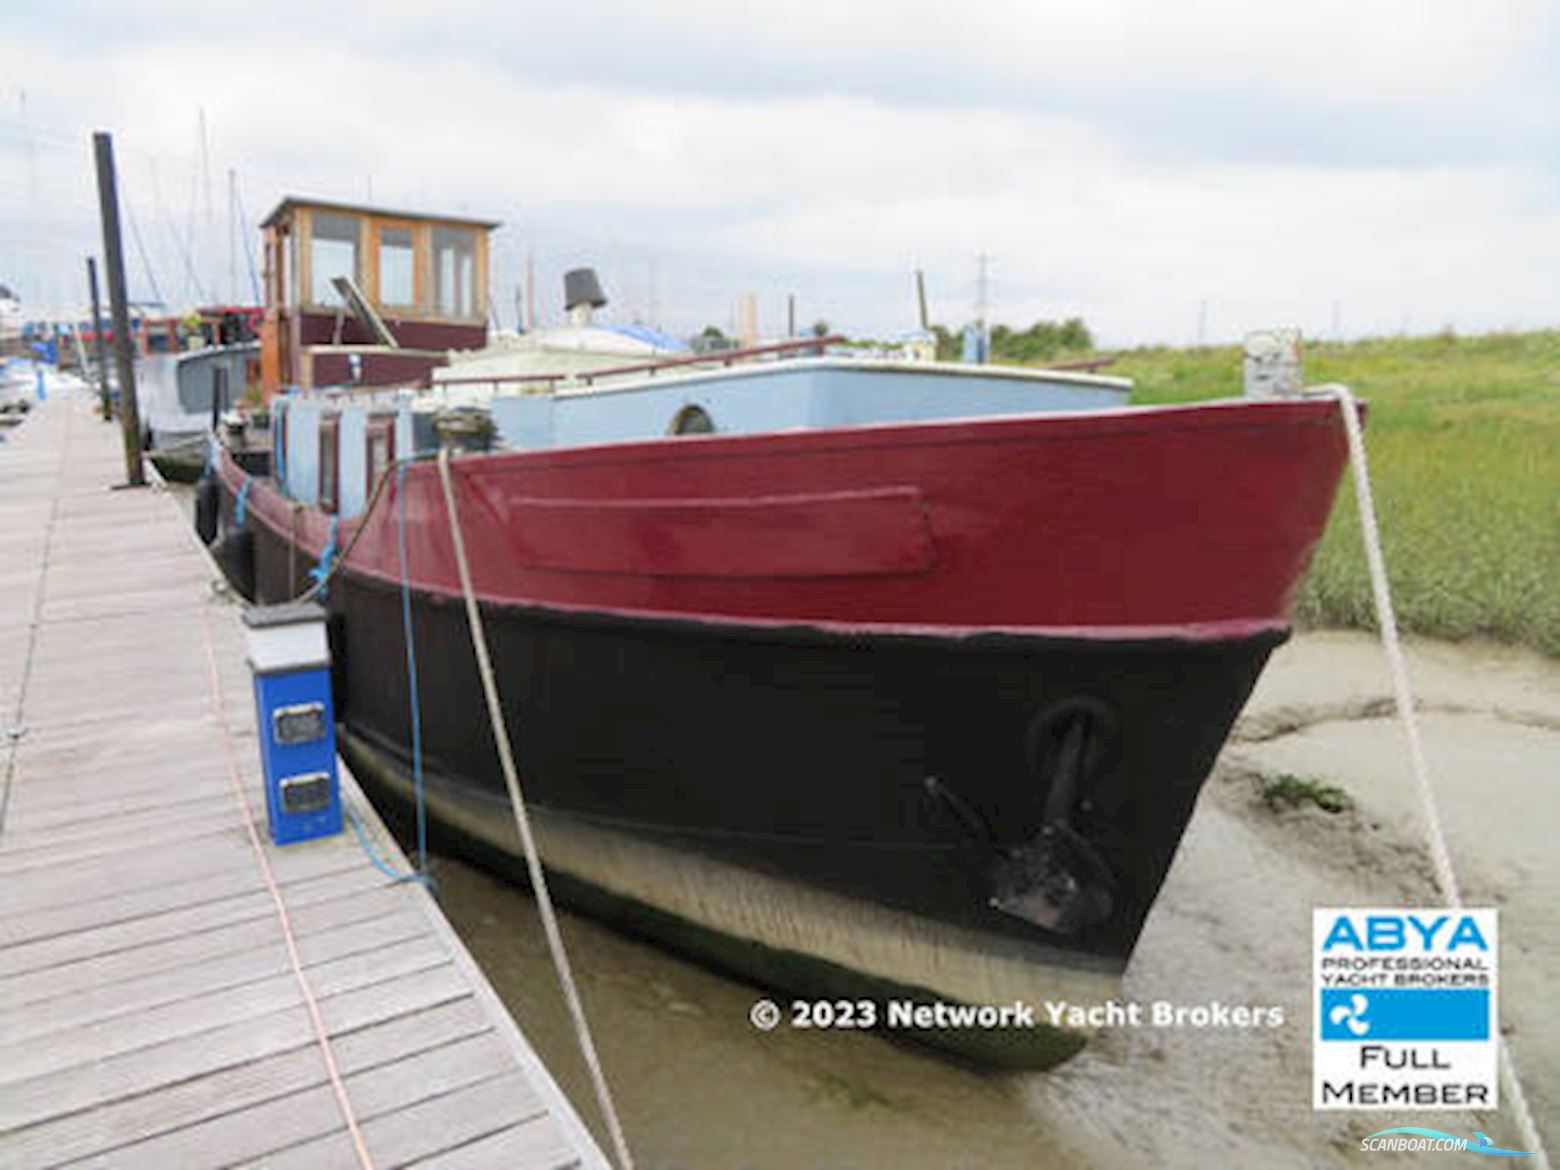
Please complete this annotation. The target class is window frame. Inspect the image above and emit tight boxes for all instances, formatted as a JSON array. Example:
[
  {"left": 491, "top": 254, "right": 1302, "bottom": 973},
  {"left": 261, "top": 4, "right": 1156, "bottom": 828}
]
[
  {"left": 308, "top": 213, "right": 362, "bottom": 308},
  {"left": 431, "top": 225, "right": 478, "bottom": 320},
  {"left": 374, "top": 220, "right": 419, "bottom": 310},
  {"left": 365, "top": 412, "right": 397, "bottom": 502},
  {"left": 318, "top": 413, "right": 340, "bottom": 514}
]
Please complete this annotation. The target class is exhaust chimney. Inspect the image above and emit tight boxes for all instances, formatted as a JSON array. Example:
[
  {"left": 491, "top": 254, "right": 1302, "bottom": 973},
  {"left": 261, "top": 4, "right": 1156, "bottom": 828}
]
[{"left": 564, "top": 268, "right": 607, "bottom": 327}]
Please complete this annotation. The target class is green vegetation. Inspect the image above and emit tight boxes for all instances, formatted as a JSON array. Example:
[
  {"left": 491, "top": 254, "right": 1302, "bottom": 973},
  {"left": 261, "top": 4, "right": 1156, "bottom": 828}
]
[
  {"left": 1102, "top": 331, "right": 1560, "bottom": 655},
  {"left": 931, "top": 318, "right": 1095, "bottom": 363},
  {"left": 1258, "top": 773, "right": 1354, "bottom": 815},
  {"left": 990, "top": 317, "right": 1093, "bottom": 363}
]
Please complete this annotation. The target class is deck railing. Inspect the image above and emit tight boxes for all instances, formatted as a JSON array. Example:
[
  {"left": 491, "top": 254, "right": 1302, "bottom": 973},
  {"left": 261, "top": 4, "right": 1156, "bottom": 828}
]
[{"left": 431, "top": 334, "right": 849, "bottom": 391}]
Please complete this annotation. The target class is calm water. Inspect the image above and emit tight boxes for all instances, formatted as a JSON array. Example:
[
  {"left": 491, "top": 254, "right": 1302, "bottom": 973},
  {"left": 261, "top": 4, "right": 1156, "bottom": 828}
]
[{"left": 427, "top": 854, "right": 1067, "bottom": 1169}]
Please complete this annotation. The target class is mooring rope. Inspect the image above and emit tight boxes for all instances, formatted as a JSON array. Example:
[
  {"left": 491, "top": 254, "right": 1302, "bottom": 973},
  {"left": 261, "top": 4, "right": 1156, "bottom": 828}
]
[
  {"left": 291, "top": 452, "right": 420, "bottom": 605},
  {"left": 435, "top": 445, "right": 636, "bottom": 1170},
  {"left": 1323, "top": 384, "right": 1550, "bottom": 1170}
]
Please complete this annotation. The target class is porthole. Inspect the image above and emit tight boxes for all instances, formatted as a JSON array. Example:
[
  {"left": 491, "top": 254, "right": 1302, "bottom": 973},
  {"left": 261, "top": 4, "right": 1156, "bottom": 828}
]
[{"left": 669, "top": 404, "right": 715, "bottom": 435}]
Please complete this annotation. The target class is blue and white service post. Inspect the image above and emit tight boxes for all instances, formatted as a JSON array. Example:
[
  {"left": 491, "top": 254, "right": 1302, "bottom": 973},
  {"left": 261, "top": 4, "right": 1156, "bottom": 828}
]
[{"left": 243, "top": 601, "right": 343, "bottom": 845}]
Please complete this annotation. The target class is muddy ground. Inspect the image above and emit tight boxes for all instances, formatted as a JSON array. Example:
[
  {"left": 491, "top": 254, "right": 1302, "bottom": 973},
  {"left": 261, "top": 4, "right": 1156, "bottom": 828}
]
[{"left": 436, "top": 630, "right": 1557, "bottom": 1167}]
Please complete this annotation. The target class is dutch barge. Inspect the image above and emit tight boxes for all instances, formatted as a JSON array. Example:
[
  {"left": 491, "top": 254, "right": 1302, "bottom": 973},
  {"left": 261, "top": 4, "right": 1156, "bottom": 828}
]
[{"left": 205, "top": 196, "right": 1351, "bottom": 1066}]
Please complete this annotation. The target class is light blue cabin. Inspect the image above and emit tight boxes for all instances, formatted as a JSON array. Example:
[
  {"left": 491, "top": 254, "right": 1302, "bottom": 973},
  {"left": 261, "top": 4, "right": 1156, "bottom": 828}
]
[{"left": 271, "top": 358, "right": 1129, "bottom": 520}]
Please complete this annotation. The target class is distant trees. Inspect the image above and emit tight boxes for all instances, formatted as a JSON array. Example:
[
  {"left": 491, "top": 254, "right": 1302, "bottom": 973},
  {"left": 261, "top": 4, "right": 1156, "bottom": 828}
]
[
  {"left": 692, "top": 316, "right": 1094, "bottom": 362},
  {"left": 931, "top": 325, "right": 961, "bottom": 361},
  {"left": 928, "top": 318, "right": 1093, "bottom": 363},
  {"left": 692, "top": 325, "right": 732, "bottom": 353},
  {"left": 989, "top": 318, "right": 1094, "bottom": 362}
]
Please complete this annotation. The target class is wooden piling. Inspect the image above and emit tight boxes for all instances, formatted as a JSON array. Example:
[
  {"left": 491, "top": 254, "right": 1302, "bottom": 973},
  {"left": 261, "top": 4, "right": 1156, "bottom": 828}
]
[{"left": 91, "top": 130, "right": 145, "bottom": 486}]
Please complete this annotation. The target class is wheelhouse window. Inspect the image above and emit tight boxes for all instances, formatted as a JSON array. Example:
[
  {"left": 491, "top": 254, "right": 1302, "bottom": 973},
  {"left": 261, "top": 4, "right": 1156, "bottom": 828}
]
[
  {"left": 310, "top": 213, "right": 360, "bottom": 305},
  {"left": 366, "top": 414, "right": 396, "bottom": 500},
  {"left": 432, "top": 226, "right": 476, "bottom": 318},
  {"left": 318, "top": 414, "right": 340, "bottom": 513},
  {"left": 378, "top": 227, "right": 415, "bottom": 307}
]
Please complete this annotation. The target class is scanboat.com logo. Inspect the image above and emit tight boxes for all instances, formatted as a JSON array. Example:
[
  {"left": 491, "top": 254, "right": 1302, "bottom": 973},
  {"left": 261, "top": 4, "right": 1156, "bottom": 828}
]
[{"left": 1363, "top": 1128, "right": 1535, "bottom": 1158}]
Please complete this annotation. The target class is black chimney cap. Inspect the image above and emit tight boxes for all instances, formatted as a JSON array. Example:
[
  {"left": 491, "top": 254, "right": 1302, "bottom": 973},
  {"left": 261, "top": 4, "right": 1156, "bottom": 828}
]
[{"left": 564, "top": 268, "right": 607, "bottom": 312}]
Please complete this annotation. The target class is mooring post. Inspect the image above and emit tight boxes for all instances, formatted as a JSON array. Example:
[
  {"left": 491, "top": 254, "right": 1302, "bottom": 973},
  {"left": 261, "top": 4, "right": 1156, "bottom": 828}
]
[
  {"left": 92, "top": 131, "right": 145, "bottom": 486},
  {"left": 85, "top": 256, "right": 112, "bottom": 422}
]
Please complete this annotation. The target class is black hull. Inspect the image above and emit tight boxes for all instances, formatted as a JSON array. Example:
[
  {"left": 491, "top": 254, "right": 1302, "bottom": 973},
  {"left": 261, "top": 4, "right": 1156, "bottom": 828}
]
[{"left": 233, "top": 493, "right": 1283, "bottom": 1065}]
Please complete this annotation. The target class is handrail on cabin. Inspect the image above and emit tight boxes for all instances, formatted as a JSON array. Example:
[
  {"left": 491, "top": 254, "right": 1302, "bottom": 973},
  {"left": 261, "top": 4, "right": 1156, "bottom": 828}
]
[
  {"left": 432, "top": 334, "right": 850, "bottom": 390},
  {"left": 430, "top": 335, "right": 1116, "bottom": 392}
]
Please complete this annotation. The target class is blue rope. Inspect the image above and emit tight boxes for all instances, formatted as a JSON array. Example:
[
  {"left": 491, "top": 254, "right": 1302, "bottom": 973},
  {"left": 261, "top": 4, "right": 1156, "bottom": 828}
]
[
  {"left": 344, "top": 801, "right": 433, "bottom": 889},
  {"left": 234, "top": 476, "right": 252, "bottom": 527},
  {"left": 308, "top": 515, "right": 339, "bottom": 599},
  {"left": 396, "top": 462, "right": 429, "bottom": 877}
]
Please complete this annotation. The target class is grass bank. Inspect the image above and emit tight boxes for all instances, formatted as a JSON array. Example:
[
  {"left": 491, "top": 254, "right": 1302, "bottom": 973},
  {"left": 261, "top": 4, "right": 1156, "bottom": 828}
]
[{"left": 1105, "top": 331, "right": 1560, "bottom": 655}]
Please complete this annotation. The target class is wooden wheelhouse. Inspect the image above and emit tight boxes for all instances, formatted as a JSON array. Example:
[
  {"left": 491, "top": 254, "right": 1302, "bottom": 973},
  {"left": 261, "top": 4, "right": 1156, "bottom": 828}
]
[{"left": 258, "top": 197, "right": 499, "bottom": 399}]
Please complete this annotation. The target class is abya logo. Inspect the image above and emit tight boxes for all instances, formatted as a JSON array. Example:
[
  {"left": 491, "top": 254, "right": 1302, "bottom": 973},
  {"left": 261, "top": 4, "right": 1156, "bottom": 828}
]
[
  {"left": 1362, "top": 1128, "right": 1535, "bottom": 1158},
  {"left": 1329, "top": 993, "right": 1371, "bottom": 1037}
]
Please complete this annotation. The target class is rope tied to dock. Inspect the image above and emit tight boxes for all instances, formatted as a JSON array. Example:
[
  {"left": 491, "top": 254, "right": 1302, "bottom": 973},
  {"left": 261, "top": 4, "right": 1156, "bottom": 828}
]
[
  {"left": 1321, "top": 384, "right": 1550, "bottom": 1170},
  {"left": 331, "top": 461, "right": 436, "bottom": 889},
  {"left": 436, "top": 445, "right": 638, "bottom": 1170}
]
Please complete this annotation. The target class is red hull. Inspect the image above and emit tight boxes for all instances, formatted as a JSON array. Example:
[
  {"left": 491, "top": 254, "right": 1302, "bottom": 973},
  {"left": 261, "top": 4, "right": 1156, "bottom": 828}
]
[{"left": 221, "top": 397, "right": 1348, "bottom": 638}]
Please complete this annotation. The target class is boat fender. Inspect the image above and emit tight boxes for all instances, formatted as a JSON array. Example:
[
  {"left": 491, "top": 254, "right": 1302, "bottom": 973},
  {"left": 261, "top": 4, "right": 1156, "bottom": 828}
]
[
  {"left": 990, "top": 700, "right": 1118, "bottom": 935},
  {"left": 194, "top": 476, "right": 220, "bottom": 545}
]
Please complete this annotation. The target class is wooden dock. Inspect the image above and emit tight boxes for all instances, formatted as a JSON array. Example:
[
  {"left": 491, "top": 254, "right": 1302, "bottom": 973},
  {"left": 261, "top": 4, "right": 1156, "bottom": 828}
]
[{"left": 0, "top": 391, "right": 611, "bottom": 1170}]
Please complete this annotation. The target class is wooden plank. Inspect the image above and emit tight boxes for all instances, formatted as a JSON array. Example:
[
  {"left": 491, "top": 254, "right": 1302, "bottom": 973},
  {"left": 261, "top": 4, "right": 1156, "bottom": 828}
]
[
  {"left": 236, "top": 1071, "right": 545, "bottom": 1170},
  {"left": 0, "top": 849, "right": 374, "bottom": 953},
  {"left": 3, "top": 787, "right": 234, "bottom": 836},
  {"left": 4, "top": 1001, "right": 494, "bottom": 1169},
  {"left": 4, "top": 907, "right": 433, "bottom": 1037},
  {"left": 0, "top": 864, "right": 387, "bottom": 978},
  {"left": 82, "top": 1035, "right": 526, "bottom": 1170},
  {"left": 0, "top": 943, "right": 451, "bottom": 1084},
  {"left": 407, "top": 1116, "right": 583, "bottom": 1170},
  {"left": 0, "top": 805, "right": 243, "bottom": 875},
  {"left": 0, "top": 964, "right": 472, "bottom": 1133},
  {"left": 0, "top": 880, "right": 404, "bottom": 998},
  {"left": 1, "top": 827, "right": 365, "bottom": 922}
]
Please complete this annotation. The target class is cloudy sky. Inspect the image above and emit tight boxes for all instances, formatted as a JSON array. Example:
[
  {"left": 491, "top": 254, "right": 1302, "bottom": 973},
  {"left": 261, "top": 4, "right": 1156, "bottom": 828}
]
[{"left": 1, "top": 0, "right": 1556, "bottom": 346}]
